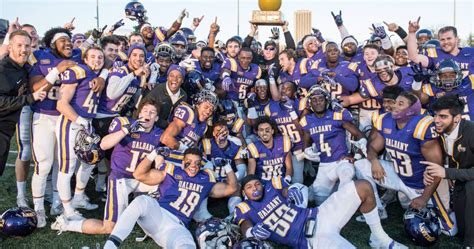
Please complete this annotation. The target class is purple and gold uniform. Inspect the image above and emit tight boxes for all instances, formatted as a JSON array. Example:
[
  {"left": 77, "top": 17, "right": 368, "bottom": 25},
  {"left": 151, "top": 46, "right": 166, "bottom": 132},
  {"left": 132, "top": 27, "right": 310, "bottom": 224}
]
[
  {"left": 202, "top": 138, "right": 245, "bottom": 181},
  {"left": 264, "top": 100, "right": 303, "bottom": 151},
  {"left": 247, "top": 135, "right": 292, "bottom": 180},
  {"left": 98, "top": 65, "right": 140, "bottom": 116},
  {"left": 60, "top": 64, "right": 101, "bottom": 118},
  {"left": 425, "top": 47, "right": 473, "bottom": 78},
  {"left": 309, "top": 60, "right": 359, "bottom": 99},
  {"left": 153, "top": 26, "right": 171, "bottom": 46},
  {"left": 300, "top": 109, "right": 352, "bottom": 163},
  {"left": 29, "top": 49, "right": 83, "bottom": 115},
  {"left": 359, "top": 68, "right": 415, "bottom": 111},
  {"left": 234, "top": 178, "right": 316, "bottom": 249},
  {"left": 157, "top": 164, "right": 217, "bottom": 226},
  {"left": 194, "top": 60, "right": 221, "bottom": 85},
  {"left": 173, "top": 103, "right": 208, "bottom": 147},
  {"left": 374, "top": 113, "right": 436, "bottom": 189},
  {"left": 104, "top": 117, "right": 163, "bottom": 222},
  {"left": 278, "top": 58, "right": 315, "bottom": 91},
  {"left": 222, "top": 58, "right": 262, "bottom": 102},
  {"left": 422, "top": 75, "right": 474, "bottom": 120},
  {"left": 353, "top": 61, "right": 377, "bottom": 82}
]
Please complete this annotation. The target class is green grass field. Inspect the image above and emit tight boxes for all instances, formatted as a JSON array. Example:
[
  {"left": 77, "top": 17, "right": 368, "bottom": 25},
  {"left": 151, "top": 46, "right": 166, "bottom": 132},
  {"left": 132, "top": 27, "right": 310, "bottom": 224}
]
[{"left": 0, "top": 140, "right": 463, "bottom": 248}]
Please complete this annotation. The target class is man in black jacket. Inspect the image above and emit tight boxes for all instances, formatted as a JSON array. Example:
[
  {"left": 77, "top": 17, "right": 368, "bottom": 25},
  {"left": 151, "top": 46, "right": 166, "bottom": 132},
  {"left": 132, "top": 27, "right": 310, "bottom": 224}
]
[
  {"left": 139, "top": 64, "right": 187, "bottom": 129},
  {"left": 423, "top": 95, "right": 474, "bottom": 248},
  {"left": 0, "top": 30, "right": 46, "bottom": 175}
]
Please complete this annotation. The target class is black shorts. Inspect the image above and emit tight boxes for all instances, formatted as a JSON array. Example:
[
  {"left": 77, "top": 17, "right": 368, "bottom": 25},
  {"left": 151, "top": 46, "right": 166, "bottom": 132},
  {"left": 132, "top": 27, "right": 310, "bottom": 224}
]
[{"left": 92, "top": 117, "right": 115, "bottom": 160}]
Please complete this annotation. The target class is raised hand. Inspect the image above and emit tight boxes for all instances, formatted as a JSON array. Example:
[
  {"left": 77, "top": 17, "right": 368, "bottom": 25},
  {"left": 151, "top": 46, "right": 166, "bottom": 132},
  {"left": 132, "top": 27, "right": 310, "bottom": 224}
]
[
  {"left": 111, "top": 19, "right": 125, "bottom": 32},
  {"left": 210, "top": 17, "right": 220, "bottom": 34},
  {"left": 193, "top": 15, "right": 204, "bottom": 28},
  {"left": 270, "top": 27, "right": 280, "bottom": 40},
  {"left": 331, "top": 10, "right": 343, "bottom": 27},
  {"left": 91, "top": 25, "right": 108, "bottom": 40},
  {"left": 408, "top": 16, "right": 421, "bottom": 33},
  {"left": 383, "top": 21, "right": 399, "bottom": 32},
  {"left": 64, "top": 17, "right": 75, "bottom": 31},
  {"left": 409, "top": 63, "right": 432, "bottom": 82},
  {"left": 372, "top": 24, "right": 387, "bottom": 39}
]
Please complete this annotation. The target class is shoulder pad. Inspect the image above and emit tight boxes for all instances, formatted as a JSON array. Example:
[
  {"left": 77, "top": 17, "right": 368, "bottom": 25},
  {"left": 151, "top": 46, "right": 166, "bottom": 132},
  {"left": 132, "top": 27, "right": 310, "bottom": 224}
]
[
  {"left": 69, "top": 65, "right": 87, "bottom": 80},
  {"left": 203, "top": 168, "right": 217, "bottom": 183},
  {"left": 236, "top": 202, "right": 251, "bottom": 214},
  {"left": 247, "top": 143, "right": 259, "bottom": 158},
  {"left": 413, "top": 115, "right": 434, "bottom": 140},
  {"left": 348, "top": 62, "right": 359, "bottom": 72},
  {"left": 271, "top": 177, "right": 284, "bottom": 189},
  {"left": 374, "top": 113, "right": 388, "bottom": 131},
  {"left": 283, "top": 135, "right": 291, "bottom": 153},
  {"left": 202, "top": 138, "right": 212, "bottom": 155}
]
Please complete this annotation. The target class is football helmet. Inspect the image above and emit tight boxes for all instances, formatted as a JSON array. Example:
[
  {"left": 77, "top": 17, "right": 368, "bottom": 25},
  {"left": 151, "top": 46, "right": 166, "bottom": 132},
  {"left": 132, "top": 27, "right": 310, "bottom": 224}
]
[
  {"left": 195, "top": 217, "right": 241, "bottom": 249},
  {"left": 184, "top": 70, "right": 209, "bottom": 98},
  {"left": 423, "top": 39, "right": 440, "bottom": 49},
  {"left": 0, "top": 207, "right": 37, "bottom": 237},
  {"left": 74, "top": 127, "right": 105, "bottom": 165},
  {"left": 218, "top": 99, "right": 238, "bottom": 126},
  {"left": 154, "top": 42, "right": 175, "bottom": 58},
  {"left": 180, "top": 27, "right": 196, "bottom": 43},
  {"left": 307, "top": 85, "right": 331, "bottom": 111},
  {"left": 416, "top": 29, "right": 433, "bottom": 40},
  {"left": 193, "top": 89, "right": 219, "bottom": 111},
  {"left": 170, "top": 33, "right": 188, "bottom": 60},
  {"left": 124, "top": 1, "right": 146, "bottom": 23},
  {"left": 435, "top": 59, "right": 463, "bottom": 90},
  {"left": 232, "top": 238, "right": 274, "bottom": 249},
  {"left": 403, "top": 207, "right": 441, "bottom": 247}
]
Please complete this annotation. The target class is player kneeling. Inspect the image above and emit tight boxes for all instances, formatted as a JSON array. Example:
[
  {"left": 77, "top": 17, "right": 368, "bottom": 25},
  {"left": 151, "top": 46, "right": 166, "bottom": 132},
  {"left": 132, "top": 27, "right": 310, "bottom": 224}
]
[
  {"left": 234, "top": 175, "right": 407, "bottom": 249},
  {"left": 103, "top": 148, "right": 238, "bottom": 248},
  {"left": 51, "top": 100, "right": 162, "bottom": 234}
]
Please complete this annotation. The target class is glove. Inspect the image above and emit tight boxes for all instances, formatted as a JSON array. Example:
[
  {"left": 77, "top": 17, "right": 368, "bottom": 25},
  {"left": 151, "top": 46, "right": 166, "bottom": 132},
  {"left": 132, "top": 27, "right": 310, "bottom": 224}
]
[
  {"left": 246, "top": 92, "right": 257, "bottom": 108},
  {"left": 331, "top": 10, "right": 343, "bottom": 27},
  {"left": 321, "top": 70, "right": 337, "bottom": 86},
  {"left": 250, "top": 223, "right": 271, "bottom": 241},
  {"left": 312, "top": 28, "right": 325, "bottom": 42},
  {"left": 122, "top": 120, "right": 145, "bottom": 134},
  {"left": 279, "top": 96, "right": 295, "bottom": 111},
  {"left": 150, "top": 63, "right": 160, "bottom": 73},
  {"left": 270, "top": 27, "right": 280, "bottom": 40},
  {"left": 179, "top": 58, "right": 198, "bottom": 71},
  {"left": 304, "top": 145, "right": 321, "bottom": 162},
  {"left": 284, "top": 175, "right": 292, "bottom": 185},
  {"left": 75, "top": 116, "right": 89, "bottom": 128},
  {"left": 221, "top": 77, "right": 236, "bottom": 91},
  {"left": 203, "top": 80, "right": 215, "bottom": 92},
  {"left": 267, "top": 63, "right": 276, "bottom": 78},
  {"left": 111, "top": 19, "right": 125, "bottom": 32},
  {"left": 350, "top": 138, "right": 367, "bottom": 157},
  {"left": 287, "top": 186, "right": 304, "bottom": 206},
  {"left": 214, "top": 157, "right": 231, "bottom": 167},
  {"left": 372, "top": 24, "right": 387, "bottom": 39},
  {"left": 177, "top": 9, "right": 189, "bottom": 22},
  {"left": 331, "top": 99, "right": 343, "bottom": 112},
  {"left": 91, "top": 25, "right": 107, "bottom": 40},
  {"left": 409, "top": 63, "right": 432, "bottom": 82},
  {"left": 156, "top": 147, "right": 171, "bottom": 157}
]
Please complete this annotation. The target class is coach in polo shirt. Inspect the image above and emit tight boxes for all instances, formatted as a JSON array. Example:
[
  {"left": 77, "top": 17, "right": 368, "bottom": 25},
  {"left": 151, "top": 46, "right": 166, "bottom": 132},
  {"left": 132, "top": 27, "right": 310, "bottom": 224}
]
[{"left": 0, "top": 30, "right": 46, "bottom": 175}]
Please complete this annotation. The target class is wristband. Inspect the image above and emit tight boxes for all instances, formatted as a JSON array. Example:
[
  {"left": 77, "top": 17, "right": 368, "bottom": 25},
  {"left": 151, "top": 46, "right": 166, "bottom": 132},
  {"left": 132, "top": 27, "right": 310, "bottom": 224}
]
[
  {"left": 412, "top": 81, "right": 422, "bottom": 91},
  {"left": 146, "top": 150, "right": 158, "bottom": 161},
  {"left": 247, "top": 107, "right": 258, "bottom": 119},
  {"left": 245, "top": 228, "right": 254, "bottom": 238},
  {"left": 289, "top": 111, "right": 298, "bottom": 121},
  {"left": 2, "top": 33, "right": 10, "bottom": 45},
  {"left": 45, "top": 67, "right": 60, "bottom": 84},
  {"left": 269, "top": 77, "right": 276, "bottom": 85},
  {"left": 381, "top": 36, "right": 392, "bottom": 50},
  {"left": 223, "top": 163, "right": 233, "bottom": 174},
  {"left": 121, "top": 126, "right": 130, "bottom": 135},
  {"left": 99, "top": 68, "right": 109, "bottom": 80},
  {"left": 394, "top": 27, "right": 408, "bottom": 40}
]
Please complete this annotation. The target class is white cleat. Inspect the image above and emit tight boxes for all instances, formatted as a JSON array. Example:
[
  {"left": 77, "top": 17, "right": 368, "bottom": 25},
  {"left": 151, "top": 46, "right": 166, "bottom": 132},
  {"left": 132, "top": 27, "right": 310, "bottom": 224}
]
[
  {"left": 50, "top": 204, "right": 64, "bottom": 216},
  {"left": 368, "top": 234, "right": 408, "bottom": 249},
  {"left": 51, "top": 214, "right": 68, "bottom": 235},
  {"left": 72, "top": 198, "right": 99, "bottom": 210},
  {"left": 35, "top": 209, "right": 47, "bottom": 228},
  {"left": 17, "top": 197, "right": 29, "bottom": 208},
  {"left": 356, "top": 208, "right": 388, "bottom": 222},
  {"left": 64, "top": 209, "right": 85, "bottom": 221}
]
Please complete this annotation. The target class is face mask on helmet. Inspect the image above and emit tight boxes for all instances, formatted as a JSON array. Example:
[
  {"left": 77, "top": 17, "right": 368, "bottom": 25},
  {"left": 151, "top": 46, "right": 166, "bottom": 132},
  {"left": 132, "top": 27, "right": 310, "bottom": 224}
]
[
  {"left": 193, "top": 90, "right": 219, "bottom": 111},
  {"left": 124, "top": 1, "right": 147, "bottom": 23},
  {"left": 374, "top": 58, "right": 395, "bottom": 82},
  {"left": 435, "top": 60, "right": 462, "bottom": 91},
  {"left": 195, "top": 217, "right": 241, "bottom": 249},
  {"left": 74, "top": 128, "right": 105, "bottom": 165},
  {"left": 403, "top": 207, "right": 441, "bottom": 247},
  {"left": 0, "top": 207, "right": 37, "bottom": 237},
  {"left": 307, "top": 85, "right": 330, "bottom": 112}
]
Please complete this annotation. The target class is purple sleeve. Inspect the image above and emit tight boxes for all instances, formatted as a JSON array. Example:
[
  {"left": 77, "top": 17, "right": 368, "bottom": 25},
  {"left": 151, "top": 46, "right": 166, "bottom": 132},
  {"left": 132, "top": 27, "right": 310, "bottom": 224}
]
[
  {"left": 110, "top": 67, "right": 128, "bottom": 78},
  {"left": 299, "top": 72, "right": 319, "bottom": 89},
  {"left": 336, "top": 72, "right": 359, "bottom": 92},
  {"left": 173, "top": 105, "right": 192, "bottom": 124},
  {"left": 342, "top": 109, "right": 353, "bottom": 122},
  {"left": 108, "top": 117, "right": 130, "bottom": 133},
  {"left": 233, "top": 204, "right": 250, "bottom": 226},
  {"left": 60, "top": 68, "right": 79, "bottom": 85}
]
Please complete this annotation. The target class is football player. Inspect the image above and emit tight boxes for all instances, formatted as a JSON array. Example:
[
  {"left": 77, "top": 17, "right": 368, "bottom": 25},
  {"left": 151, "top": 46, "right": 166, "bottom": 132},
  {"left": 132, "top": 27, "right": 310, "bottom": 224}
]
[
  {"left": 224, "top": 37, "right": 242, "bottom": 60},
  {"left": 139, "top": 8, "right": 187, "bottom": 50},
  {"left": 247, "top": 117, "right": 293, "bottom": 182},
  {"left": 51, "top": 100, "right": 162, "bottom": 234},
  {"left": 234, "top": 175, "right": 406, "bottom": 248},
  {"left": 153, "top": 42, "right": 175, "bottom": 84},
  {"left": 100, "top": 35, "right": 120, "bottom": 63},
  {"left": 160, "top": 89, "right": 218, "bottom": 150},
  {"left": 300, "top": 85, "right": 366, "bottom": 204},
  {"left": 52, "top": 46, "right": 107, "bottom": 224},
  {"left": 193, "top": 47, "right": 221, "bottom": 85},
  {"left": 354, "top": 91, "right": 456, "bottom": 234},
  {"left": 302, "top": 34, "right": 325, "bottom": 66},
  {"left": 103, "top": 147, "right": 238, "bottom": 249},
  {"left": 340, "top": 55, "right": 415, "bottom": 130},
  {"left": 407, "top": 18, "right": 472, "bottom": 79},
  {"left": 28, "top": 28, "right": 106, "bottom": 222},
  {"left": 278, "top": 49, "right": 318, "bottom": 97}
]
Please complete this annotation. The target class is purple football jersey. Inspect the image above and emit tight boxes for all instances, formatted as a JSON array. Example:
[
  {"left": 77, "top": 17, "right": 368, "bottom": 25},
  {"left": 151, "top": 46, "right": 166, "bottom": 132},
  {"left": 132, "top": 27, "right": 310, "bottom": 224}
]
[
  {"left": 108, "top": 117, "right": 163, "bottom": 179},
  {"left": 264, "top": 100, "right": 303, "bottom": 151},
  {"left": 234, "top": 179, "right": 315, "bottom": 249},
  {"left": 222, "top": 58, "right": 262, "bottom": 101},
  {"left": 173, "top": 103, "right": 208, "bottom": 147},
  {"left": 426, "top": 47, "right": 473, "bottom": 78},
  {"left": 194, "top": 60, "right": 221, "bottom": 84},
  {"left": 247, "top": 135, "right": 292, "bottom": 180},
  {"left": 374, "top": 113, "right": 437, "bottom": 189},
  {"left": 309, "top": 59, "right": 359, "bottom": 99},
  {"left": 29, "top": 49, "right": 83, "bottom": 115},
  {"left": 60, "top": 64, "right": 101, "bottom": 119},
  {"left": 202, "top": 138, "right": 245, "bottom": 181},
  {"left": 300, "top": 109, "right": 352, "bottom": 163},
  {"left": 157, "top": 164, "right": 216, "bottom": 226}
]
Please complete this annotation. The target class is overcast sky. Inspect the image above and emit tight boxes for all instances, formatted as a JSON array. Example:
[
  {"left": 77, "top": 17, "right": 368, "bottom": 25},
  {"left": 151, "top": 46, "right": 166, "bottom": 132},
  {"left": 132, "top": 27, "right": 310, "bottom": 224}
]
[{"left": 1, "top": 0, "right": 472, "bottom": 46}]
